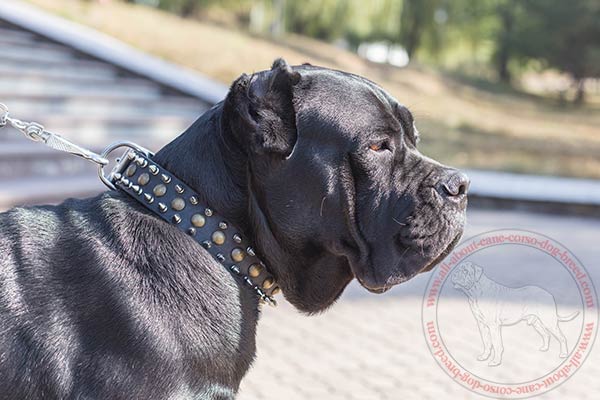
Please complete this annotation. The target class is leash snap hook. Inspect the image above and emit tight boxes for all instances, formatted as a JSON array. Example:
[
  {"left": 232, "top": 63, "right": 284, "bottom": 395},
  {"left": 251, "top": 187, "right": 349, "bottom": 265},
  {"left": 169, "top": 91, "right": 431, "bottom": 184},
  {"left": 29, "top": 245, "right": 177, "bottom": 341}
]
[
  {"left": 0, "top": 103, "right": 8, "bottom": 127},
  {"left": 25, "top": 122, "right": 47, "bottom": 142}
]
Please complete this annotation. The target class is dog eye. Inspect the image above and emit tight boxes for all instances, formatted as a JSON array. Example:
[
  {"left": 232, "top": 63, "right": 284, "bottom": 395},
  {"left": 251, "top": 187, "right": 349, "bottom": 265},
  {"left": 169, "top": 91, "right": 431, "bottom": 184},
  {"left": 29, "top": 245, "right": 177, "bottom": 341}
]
[{"left": 368, "top": 140, "right": 390, "bottom": 152}]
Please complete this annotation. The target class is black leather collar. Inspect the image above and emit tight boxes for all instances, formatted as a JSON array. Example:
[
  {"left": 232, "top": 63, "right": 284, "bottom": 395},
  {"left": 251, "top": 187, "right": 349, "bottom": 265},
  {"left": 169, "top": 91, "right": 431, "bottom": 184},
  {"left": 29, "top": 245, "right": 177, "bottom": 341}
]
[{"left": 109, "top": 148, "right": 279, "bottom": 307}]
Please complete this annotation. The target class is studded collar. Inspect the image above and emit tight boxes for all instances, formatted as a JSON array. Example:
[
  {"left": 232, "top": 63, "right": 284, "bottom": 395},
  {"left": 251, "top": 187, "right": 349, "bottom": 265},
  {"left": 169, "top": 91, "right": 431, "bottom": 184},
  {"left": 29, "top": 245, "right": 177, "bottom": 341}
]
[{"left": 108, "top": 148, "right": 280, "bottom": 307}]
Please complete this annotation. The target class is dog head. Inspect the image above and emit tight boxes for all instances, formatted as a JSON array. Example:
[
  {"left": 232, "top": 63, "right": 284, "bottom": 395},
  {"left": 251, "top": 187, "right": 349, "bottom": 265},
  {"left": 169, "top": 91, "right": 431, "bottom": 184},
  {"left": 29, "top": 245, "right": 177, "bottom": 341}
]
[
  {"left": 222, "top": 59, "right": 468, "bottom": 312},
  {"left": 452, "top": 261, "right": 483, "bottom": 291}
]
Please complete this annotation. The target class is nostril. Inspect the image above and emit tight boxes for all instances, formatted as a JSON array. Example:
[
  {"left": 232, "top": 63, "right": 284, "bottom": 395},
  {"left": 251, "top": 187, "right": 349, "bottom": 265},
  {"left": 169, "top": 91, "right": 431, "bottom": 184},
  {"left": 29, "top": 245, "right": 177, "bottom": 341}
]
[{"left": 441, "top": 171, "right": 470, "bottom": 198}]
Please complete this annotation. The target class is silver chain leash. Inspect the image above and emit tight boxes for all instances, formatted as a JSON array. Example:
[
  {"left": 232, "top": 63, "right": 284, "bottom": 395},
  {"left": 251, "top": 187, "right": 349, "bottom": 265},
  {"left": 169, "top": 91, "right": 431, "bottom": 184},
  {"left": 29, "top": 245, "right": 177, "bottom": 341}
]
[{"left": 0, "top": 102, "right": 109, "bottom": 166}]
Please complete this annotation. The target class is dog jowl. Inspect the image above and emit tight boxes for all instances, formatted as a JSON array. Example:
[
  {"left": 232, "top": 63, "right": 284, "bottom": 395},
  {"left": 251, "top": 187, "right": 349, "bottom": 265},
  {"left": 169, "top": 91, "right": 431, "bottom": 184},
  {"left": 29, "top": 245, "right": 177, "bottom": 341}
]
[{"left": 0, "top": 59, "right": 468, "bottom": 398}]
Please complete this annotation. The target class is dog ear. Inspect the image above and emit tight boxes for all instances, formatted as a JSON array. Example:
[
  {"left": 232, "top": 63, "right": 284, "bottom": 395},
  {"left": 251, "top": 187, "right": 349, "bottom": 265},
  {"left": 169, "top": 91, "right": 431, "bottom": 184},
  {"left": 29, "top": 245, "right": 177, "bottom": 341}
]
[
  {"left": 223, "top": 58, "right": 301, "bottom": 156},
  {"left": 471, "top": 263, "right": 483, "bottom": 282}
]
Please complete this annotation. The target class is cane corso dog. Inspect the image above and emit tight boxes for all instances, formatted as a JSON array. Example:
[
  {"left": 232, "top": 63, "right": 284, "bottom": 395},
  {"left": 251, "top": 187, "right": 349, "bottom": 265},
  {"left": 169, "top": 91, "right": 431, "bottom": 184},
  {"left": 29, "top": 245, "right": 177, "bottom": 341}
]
[
  {"left": 452, "top": 262, "right": 578, "bottom": 366},
  {"left": 0, "top": 59, "right": 469, "bottom": 399}
]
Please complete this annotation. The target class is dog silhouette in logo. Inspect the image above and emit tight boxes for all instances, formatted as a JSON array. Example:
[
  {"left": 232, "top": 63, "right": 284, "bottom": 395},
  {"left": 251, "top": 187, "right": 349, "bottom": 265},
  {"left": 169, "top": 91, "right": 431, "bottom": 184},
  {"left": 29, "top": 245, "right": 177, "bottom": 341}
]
[{"left": 451, "top": 261, "right": 579, "bottom": 366}]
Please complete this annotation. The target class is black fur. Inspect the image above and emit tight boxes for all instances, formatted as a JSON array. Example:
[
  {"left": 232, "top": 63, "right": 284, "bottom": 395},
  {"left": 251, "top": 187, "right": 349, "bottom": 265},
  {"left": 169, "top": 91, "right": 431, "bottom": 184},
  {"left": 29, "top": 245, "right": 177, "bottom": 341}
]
[{"left": 0, "top": 59, "right": 467, "bottom": 399}]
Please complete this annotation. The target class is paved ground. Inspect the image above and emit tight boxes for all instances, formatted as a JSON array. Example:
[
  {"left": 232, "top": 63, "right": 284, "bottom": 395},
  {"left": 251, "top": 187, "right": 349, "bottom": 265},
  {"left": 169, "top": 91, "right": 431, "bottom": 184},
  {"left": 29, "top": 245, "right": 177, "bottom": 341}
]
[{"left": 238, "top": 209, "right": 600, "bottom": 400}]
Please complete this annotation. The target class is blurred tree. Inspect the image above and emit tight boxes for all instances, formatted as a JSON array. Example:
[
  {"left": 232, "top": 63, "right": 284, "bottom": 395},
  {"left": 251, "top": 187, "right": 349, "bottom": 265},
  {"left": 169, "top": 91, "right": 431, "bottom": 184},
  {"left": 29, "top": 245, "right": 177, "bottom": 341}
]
[
  {"left": 132, "top": 0, "right": 600, "bottom": 103},
  {"left": 284, "top": 0, "right": 352, "bottom": 40},
  {"left": 512, "top": 0, "right": 600, "bottom": 103},
  {"left": 157, "top": 0, "right": 203, "bottom": 17},
  {"left": 155, "top": 0, "right": 251, "bottom": 18},
  {"left": 493, "top": 1, "right": 515, "bottom": 82},
  {"left": 398, "top": 0, "right": 440, "bottom": 59}
]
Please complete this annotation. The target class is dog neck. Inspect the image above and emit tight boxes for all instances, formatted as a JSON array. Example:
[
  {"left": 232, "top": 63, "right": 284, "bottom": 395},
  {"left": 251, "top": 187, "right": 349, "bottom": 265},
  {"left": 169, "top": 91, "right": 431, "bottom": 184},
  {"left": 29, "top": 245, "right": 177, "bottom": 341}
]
[
  {"left": 153, "top": 104, "right": 250, "bottom": 231},
  {"left": 132, "top": 104, "right": 283, "bottom": 306},
  {"left": 150, "top": 103, "right": 352, "bottom": 313}
]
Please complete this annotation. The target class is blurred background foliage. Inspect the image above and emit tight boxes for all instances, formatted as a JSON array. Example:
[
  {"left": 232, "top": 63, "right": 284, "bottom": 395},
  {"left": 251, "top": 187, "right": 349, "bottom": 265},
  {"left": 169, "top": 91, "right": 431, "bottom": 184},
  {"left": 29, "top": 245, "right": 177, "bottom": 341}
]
[
  {"left": 26, "top": 0, "right": 600, "bottom": 178},
  {"left": 139, "top": 0, "right": 600, "bottom": 104}
]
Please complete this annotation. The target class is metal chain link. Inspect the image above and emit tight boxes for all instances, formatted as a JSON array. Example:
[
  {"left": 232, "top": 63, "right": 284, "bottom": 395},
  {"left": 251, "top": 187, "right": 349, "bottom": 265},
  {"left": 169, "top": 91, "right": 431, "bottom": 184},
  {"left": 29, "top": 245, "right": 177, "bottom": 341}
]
[{"left": 0, "top": 102, "right": 109, "bottom": 166}]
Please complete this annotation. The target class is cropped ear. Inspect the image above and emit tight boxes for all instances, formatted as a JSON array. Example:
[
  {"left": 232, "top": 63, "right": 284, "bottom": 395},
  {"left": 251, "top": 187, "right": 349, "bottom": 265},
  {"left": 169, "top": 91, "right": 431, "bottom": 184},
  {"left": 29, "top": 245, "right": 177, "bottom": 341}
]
[{"left": 223, "top": 58, "right": 301, "bottom": 156}]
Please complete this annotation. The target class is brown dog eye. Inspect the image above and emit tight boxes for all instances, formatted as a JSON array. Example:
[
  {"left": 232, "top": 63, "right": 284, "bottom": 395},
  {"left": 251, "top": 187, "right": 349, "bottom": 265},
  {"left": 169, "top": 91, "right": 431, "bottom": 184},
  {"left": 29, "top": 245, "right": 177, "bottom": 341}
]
[{"left": 369, "top": 140, "right": 389, "bottom": 152}]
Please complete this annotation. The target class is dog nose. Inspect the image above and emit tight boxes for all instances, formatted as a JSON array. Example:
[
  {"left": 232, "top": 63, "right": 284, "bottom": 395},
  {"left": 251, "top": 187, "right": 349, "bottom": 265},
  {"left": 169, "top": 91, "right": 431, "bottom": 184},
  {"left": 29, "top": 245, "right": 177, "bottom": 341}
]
[{"left": 440, "top": 170, "right": 470, "bottom": 199}]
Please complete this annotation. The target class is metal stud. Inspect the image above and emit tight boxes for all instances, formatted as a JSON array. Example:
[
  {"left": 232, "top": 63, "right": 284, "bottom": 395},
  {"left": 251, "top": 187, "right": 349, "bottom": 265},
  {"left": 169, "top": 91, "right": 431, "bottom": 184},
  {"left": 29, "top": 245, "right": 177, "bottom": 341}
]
[
  {"left": 216, "top": 253, "right": 226, "bottom": 262},
  {"left": 175, "top": 184, "right": 184, "bottom": 194},
  {"left": 137, "top": 173, "right": 150, "bottom": 186},
  {"left": 244, "top": 276, "right": 254, "bottom": 287},
  {"left": 172, "top": 214, "right": 182, "bottom": 224},
  {"left": 161, "top": 174, "right": 171, "bottom": 184},
  {"left": 262, "top": 277, "right": 274, "bottom": 290},
  {"left": 158, "top": 203, "right": 168, "bottom": 213},
  {"left": 265, "top": 296, "right": 277, "bottom": 307},
  {"left": 248, "top": 263, "right": 263, "bottom": 278},
  {"left": 113, "top": 172, "right": 122, "bottom": 180},
  {"left": 246, "top": 247, "right": 256, "bottom": 257},
  {"left": 201, "top": 240, "right": 212, "bottom": 249},
  {"left": 135, "top": 156, "right": 148, "bottom": 167},
  {"left": 125, "top": 164, "right": 137, "bottom": 177},
  {"left": 171, "top": 198, "right": 185, "bottom": 211},
  {"left": 191, "top": 214, "right": 206, "bottom": 228},
  {"left": 229, "top": 264, "right": 240, "bottom": 275},
  {"left": 190, "top": 196, "right": 199, "bottom": 205},
  {"left": 120, "top": 177, "right": 130, "bottom": 186},
  {"left": 149, "top": 165, "right": 159, "bottom": 175},
  {"left": 127, "top": 151, "right": 136, "bottom": 160},
  {"left": 188, "top": 227, "right": 196, "bottom": 236},
  {"left": 144, "top": 193, "right": 154, "bottom": 204},
  {"left": 233, "top": 234, "right": 242, "bottom": 243},
  {"left": 153, "top": 184, "right": 167, "bottom": 197},
  {"left": 204, "top": 208, "right": 213, "bottom": 217},
  {"left": 219, "top": 222, "right": 228, "bottom": 230},
  {"left": 231, "top": 248, "right": 245, "bottom": 262},
  {"left": 212, "top": 231, "right": 226, "bottom": 245},
  {"left": 131, "top": 185, "right": 142, "bottom": 195}
]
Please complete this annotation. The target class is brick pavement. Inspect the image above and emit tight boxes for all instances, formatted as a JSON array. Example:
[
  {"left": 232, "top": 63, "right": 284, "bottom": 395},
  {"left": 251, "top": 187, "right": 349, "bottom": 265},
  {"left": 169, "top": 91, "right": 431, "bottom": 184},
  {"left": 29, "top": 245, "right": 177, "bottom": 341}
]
[
  {"left": 239, "top": 290, "right": 599, "bottom": 399},
  {"left": 238, "top": 210, "right": 600, "bottom": 400}
]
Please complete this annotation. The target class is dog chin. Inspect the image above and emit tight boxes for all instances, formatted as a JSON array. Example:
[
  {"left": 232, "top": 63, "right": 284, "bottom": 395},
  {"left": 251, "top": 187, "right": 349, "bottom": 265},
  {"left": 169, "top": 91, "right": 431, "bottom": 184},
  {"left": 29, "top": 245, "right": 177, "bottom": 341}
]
[
  {"left": 356, "top": 277, "right": 393, "bottom": 294},
  {"left": 356, "top": 232, "right": 463, "bottom": 294},
  {"left": 355, "top": 267, "right": 417, "bottom": 294},
  {"left": 418, "top": 232, "right": 463, "bottom": 274}
]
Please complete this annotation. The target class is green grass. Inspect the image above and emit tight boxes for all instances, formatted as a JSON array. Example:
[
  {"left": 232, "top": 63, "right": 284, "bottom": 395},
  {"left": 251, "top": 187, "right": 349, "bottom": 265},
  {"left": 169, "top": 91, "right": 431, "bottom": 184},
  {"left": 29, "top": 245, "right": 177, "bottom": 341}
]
[{"left": 26, "top": 0, "right": 600, "bottom": 179}]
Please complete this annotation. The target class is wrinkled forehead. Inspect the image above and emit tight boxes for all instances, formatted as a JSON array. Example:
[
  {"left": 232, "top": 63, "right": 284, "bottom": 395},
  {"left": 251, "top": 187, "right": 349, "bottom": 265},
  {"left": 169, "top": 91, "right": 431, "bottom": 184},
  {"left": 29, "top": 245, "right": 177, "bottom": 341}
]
[{"left": 294, "top": 68, "right": 403, "bottom": 135}]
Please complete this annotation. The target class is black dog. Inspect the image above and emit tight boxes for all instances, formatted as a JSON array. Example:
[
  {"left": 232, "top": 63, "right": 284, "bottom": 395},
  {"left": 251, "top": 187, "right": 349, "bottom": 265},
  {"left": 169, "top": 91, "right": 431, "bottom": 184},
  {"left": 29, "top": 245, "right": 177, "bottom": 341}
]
[{"left": 0, "top": 59, "right": 468, "bottom": 399}]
